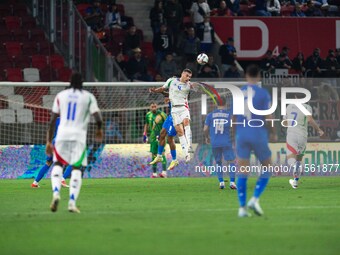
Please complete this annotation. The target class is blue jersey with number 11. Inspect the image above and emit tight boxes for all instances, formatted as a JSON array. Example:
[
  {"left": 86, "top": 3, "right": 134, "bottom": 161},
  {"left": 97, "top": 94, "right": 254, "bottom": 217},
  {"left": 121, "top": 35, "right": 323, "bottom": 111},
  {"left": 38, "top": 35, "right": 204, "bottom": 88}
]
[{"left": 205, "top": 109, "right": 232, "bottom": 148}]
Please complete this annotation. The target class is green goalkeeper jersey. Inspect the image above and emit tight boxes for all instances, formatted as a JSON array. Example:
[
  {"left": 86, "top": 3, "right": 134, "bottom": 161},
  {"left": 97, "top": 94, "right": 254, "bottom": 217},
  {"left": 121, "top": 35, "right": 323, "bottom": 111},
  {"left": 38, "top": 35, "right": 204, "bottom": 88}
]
[{"left": 145, "top": 110, "right": 167, "bottom": 142}]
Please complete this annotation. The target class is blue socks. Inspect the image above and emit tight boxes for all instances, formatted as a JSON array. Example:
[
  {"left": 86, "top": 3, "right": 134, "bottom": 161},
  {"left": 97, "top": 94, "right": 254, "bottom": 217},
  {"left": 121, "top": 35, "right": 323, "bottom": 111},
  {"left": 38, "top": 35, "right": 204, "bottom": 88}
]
[
  {"left": 63, "top": 165, "right": 73, "bottom": 179},
  {"left": 216, "top": 162, "right": 224, "bottom": 182},
  {"left": 229, "top": 162, "right": 236, "bottom": 183},
  {"left": 237, "top": 175, "right": 248, "bottom": 207},
  {"left": 253, "top": 177, "right": 269, "bottom": 199},
  {"left": 158, "top": 145, "right": 165, "bottom": 155},
  {"left": 170, "top": 149, "right": 176, "bottom": 160},
  {"left": 35, "top": 163, "right": 51, "bottom": 182}
]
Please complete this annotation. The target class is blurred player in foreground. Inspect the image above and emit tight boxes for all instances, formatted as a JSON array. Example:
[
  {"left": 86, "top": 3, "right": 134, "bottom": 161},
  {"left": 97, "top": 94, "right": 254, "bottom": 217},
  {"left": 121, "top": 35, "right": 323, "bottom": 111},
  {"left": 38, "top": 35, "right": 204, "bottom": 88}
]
[
  {"left": 149, "top": 69, "right": 198, "bottom": 162},
  {"left": 143, "top": 103, "right": 167, "bottom": 178},
  {"left": 31, "top": 117, "right": 71, "bottom": 188},
  {"left": 46, "top": 72, "right": 103, "bottom": 213},
  {"left": 149, "top": 91, "right": 179, "bottom": 172},
  {"left": 204, "top": 96, "right": 237, "bottom": 190},
  {"left": 235, "top": 65, "right": 277, "bottom": 217},
  {"left": 283, "top": 94, "right": 324, "bottom": 189}
]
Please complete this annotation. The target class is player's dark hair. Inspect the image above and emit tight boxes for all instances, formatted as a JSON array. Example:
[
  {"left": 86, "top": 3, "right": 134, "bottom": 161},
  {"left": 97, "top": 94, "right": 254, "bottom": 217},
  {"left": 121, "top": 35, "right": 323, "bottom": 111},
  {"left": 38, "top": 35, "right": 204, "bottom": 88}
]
[
  {"left": 218, "top": 96, "right": 227, "bottom": 106},
  {"left": 245, "top": 64, "right": 260, "bottom": 78},
  {"left": 70, "top": 72, "right": 83, "bottom": 90},
  {"left": 182, "top": 68, "right": 192, "bottom": 74}
]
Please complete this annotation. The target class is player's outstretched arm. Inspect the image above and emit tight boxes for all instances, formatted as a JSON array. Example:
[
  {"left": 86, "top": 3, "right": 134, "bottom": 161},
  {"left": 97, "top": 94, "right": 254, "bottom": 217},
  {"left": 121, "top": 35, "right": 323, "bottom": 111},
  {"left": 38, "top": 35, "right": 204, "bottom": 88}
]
[
  {"left": 203, "top": 125, "right": 210, "bottom": 144},
  {"left": 149, "top": 86, "right": 166, "bottom": 94},
  {"left": 93, "top": 112, "right": 104, "bottom": 143},
  {"left": 307, "top": 116, "right": 324, "bottom": 137},
  {"left": 46, "top": 112, "right": 59, "bottom": 155}
]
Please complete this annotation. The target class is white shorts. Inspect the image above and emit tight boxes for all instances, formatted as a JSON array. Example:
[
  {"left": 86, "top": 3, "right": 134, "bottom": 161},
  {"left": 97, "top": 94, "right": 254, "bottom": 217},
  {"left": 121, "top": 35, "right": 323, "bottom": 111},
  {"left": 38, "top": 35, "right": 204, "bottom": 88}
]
[
  {"left": 53, "top": 140, "right": 87, "bottom": 167},
  {"left": 286, "top": 132, "right": 307, "bottom": 155},
  {"left": 171, "top": 106, "right": 190, "bottom": 126}
]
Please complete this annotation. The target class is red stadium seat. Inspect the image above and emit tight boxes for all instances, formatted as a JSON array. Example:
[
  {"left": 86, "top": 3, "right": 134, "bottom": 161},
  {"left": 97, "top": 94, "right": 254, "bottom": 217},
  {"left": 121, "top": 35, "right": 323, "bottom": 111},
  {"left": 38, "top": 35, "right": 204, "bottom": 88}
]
[
  {"left": 21, "top": 16, "right": 36, "bottom": 29},
  {"left": 5, "top": 16, "right": 20, "bottom": 30},
  {"left": 5, "top": 41, "right": 22, "bottom": 57},
  {"left": 5, "top": 68, "right": 23, "bottom": 82},
  {"left": 49, "top": 54, "right": 64, "bottom": 69},
  {"left": 30, "top": 28, "right": 45, "bottom": 41},
  {"left": 22, "top": 42, "right": 38, "bottom": 56},
  {"left": 57, "top": 67, "right": 72, "bottom": 82},
  {"left": 32, "top": 55, "right": 48, "bottom": 70}
]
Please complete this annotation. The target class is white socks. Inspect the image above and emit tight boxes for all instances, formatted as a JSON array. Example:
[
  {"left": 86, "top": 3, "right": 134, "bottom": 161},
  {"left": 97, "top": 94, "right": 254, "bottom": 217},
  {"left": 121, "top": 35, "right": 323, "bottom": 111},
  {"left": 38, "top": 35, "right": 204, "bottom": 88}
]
[
  {"left": 51, "top": 165, "right": 63, "bottom": 196},
  {"left": 178, "top": 135, "right": 188, "bottom": 154},
  {"left": 69, "top": 170, "right": 82, "bottom": 206},
  {"left": 184, "top": 125, "right": 192, "bottom": 148}
]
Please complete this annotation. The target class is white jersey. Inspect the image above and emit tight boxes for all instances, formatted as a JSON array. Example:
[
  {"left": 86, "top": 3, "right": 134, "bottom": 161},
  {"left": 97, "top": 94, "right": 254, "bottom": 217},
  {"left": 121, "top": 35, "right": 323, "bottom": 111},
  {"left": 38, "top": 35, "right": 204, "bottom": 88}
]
[
  {"left": 52, "top": 88, "right": 100, "bottom": 144},
  {"left": 162, "top": 78, "right": 192, "bottom": 108},
  {"left": 284, "top": 103, "right": 312, "bottom": 137}
]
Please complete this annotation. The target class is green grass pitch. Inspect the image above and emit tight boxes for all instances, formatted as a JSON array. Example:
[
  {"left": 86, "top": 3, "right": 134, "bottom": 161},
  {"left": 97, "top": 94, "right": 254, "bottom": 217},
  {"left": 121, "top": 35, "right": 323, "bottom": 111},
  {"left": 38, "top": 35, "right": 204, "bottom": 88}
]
[{"left": 0, "top": 177, "right": 339, "bottom": 255}]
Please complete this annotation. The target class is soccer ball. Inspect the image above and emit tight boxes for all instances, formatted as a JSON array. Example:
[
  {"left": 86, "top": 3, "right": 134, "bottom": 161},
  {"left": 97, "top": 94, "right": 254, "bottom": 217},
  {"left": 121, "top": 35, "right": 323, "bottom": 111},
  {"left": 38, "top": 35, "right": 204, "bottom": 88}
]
[{"left": 197, "top": 53, "right": 209, "bottom": 65}]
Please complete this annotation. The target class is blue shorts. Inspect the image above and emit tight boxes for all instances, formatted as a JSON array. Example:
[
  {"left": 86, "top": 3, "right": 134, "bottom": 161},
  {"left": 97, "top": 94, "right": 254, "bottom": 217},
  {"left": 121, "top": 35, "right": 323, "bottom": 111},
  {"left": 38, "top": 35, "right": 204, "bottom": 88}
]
[
  {"left": 162, "top": 115, "right": 177, "bottom": 137},
  {"left": 212, "top": 146, "right": 235, "bottom": 163},
  {"left": 236, "top": 129, "right": 271, "bottom": 162}
]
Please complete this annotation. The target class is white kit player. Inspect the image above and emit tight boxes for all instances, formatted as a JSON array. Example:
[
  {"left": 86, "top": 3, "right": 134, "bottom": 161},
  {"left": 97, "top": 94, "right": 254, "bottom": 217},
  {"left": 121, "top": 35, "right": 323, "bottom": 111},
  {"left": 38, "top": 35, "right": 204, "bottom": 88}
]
[
  {"left": 46, "top": 72, "right": 103, "bottom": 213},
  {"left": 283, "top": 94, "right": 324, "bottom": 189},
  {"left": 149, "top": 69, "right": 198, "bottom": 162}
]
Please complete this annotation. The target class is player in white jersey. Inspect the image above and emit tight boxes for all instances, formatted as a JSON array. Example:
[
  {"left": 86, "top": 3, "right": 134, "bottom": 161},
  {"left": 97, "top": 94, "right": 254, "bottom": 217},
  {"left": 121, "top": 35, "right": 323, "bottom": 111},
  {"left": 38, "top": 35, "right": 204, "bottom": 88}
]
[
  {"left": 283, "top": 95, "right": 324, "bottom": 189},
  {"left": 149, "top": 69, "right": 197, "bottom": 162},
  {"left": 46, "top": 72, "right": 103, "bottom": 213}
]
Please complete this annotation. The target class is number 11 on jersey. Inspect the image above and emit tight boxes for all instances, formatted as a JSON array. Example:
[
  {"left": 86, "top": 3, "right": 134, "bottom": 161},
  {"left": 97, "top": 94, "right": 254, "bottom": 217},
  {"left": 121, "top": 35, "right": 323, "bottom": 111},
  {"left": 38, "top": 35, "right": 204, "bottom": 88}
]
[{"left": 67, "top": 102, "right": 77, "bottom": 121}]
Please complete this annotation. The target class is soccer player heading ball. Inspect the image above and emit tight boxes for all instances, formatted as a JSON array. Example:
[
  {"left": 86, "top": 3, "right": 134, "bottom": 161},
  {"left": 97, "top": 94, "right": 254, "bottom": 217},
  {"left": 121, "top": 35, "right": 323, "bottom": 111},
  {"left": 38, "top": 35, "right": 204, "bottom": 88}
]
[
  {"left": 46, "top": 72, "right": 103, "bottom": 213},
  {"left": 149, "top": 69, "right": 199, "bottom": 163}
]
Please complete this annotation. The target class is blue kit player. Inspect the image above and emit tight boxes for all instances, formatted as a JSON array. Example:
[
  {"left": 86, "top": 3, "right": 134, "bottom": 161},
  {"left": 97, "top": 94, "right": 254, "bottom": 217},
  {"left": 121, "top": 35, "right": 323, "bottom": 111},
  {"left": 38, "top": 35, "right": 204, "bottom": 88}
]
[
  {"left": 31, "top": 117, "right": 72, "bottom": 188},
  {"left": 204, "top": 96, "right": 237, "bottom": 190},
  {"left": 149, "top": 91, "right": 179, "bottom": 173},
  {"left": 234, "top": 64, "right": 277, "bottom": 217}
]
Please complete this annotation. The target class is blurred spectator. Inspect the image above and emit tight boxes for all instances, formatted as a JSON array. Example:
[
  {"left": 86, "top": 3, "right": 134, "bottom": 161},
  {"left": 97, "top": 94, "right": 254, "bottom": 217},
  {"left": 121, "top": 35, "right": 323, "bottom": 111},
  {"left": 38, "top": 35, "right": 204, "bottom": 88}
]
[
  {"left": 160, "top": 53, "right": 178, "bottom": 79},
  {"left": 207, "top": 0, "right": 220, "bottom": 8},
  {"left": 336, "top": 48, "right": 340, "bottom": 64},
  {"left": 291, "top": 3, "right": 306, "bottom": 16},
  {"left": 196, "top": 16, "right": 215, "bottom": 53},
  {"left": 305, "top": 48, "right": 323, "bottom": 77},
  {"left": 126, "top": 48, "right": 153, "bottom": 81},
  {"left": 226, "top": 0, "right": 242, "bottom": 16},
  {"left": 219, "top": 37, "right": 236, "bottom": 75},
  {"left": 165, "top": 0, "right": 184, "bottom": 51},
  {"left": 215, "top": 0, "right": 228, "bottom": 16},
  {"left": 260, "top": 50, "right": 276, "bottom": 72},
  {"left": 224, "top": 63, "right": 241, "bottom": 78},
  {"left": 153, "top": 24, "right": 173, "bottom": 69},
  {"left": 255, "top": 0, "right": 272, "bottom": 16},
  {"left": 324, "top": 50, "right": 340, "bottom": 78},
  {"left": 190, "top": 0, "right": 211, "bottom": 27},
  {"left": 105, "top": 4, "right": 122, "bottom": 29},
  {"left": 149, "top": 0, "right": 165, "bottom": 35},
  {"left": 275, "top": 54, "right": 292, "bottom": 69},
  {"left": 115, "top": 53, "right": 128, "bottom": 75},
  {"left": 281, "top": 46, "right": 293, "bottom": 67},
  {"left": 124, "top": 25, "right": 142, "bottom": 56},
  {"left": 267, "top": 0, "right": 281, "bottom": 16},
  {"left": 317, "top": 82, "right": 339, "bottom": 101},
  {"left": 180, "top": 0, "right": 194, "bottom": 16},
  {"left": 198, "top": 55, "right": 220, "bottom": 78},
  {"left": 292, "top": 52, "right": 306, "bottom": 74},
  {"left": 84, "top": 0, "right": 104, "bottom": 31},
  {"left": 154, "top": 73, "right": 165, "bottom": 82},
  {"left": 304, "top": 1, "right": 323, "bottom": 16},
  {"left": 179, "top": 27, "right": 201, "bottom": 66}
]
